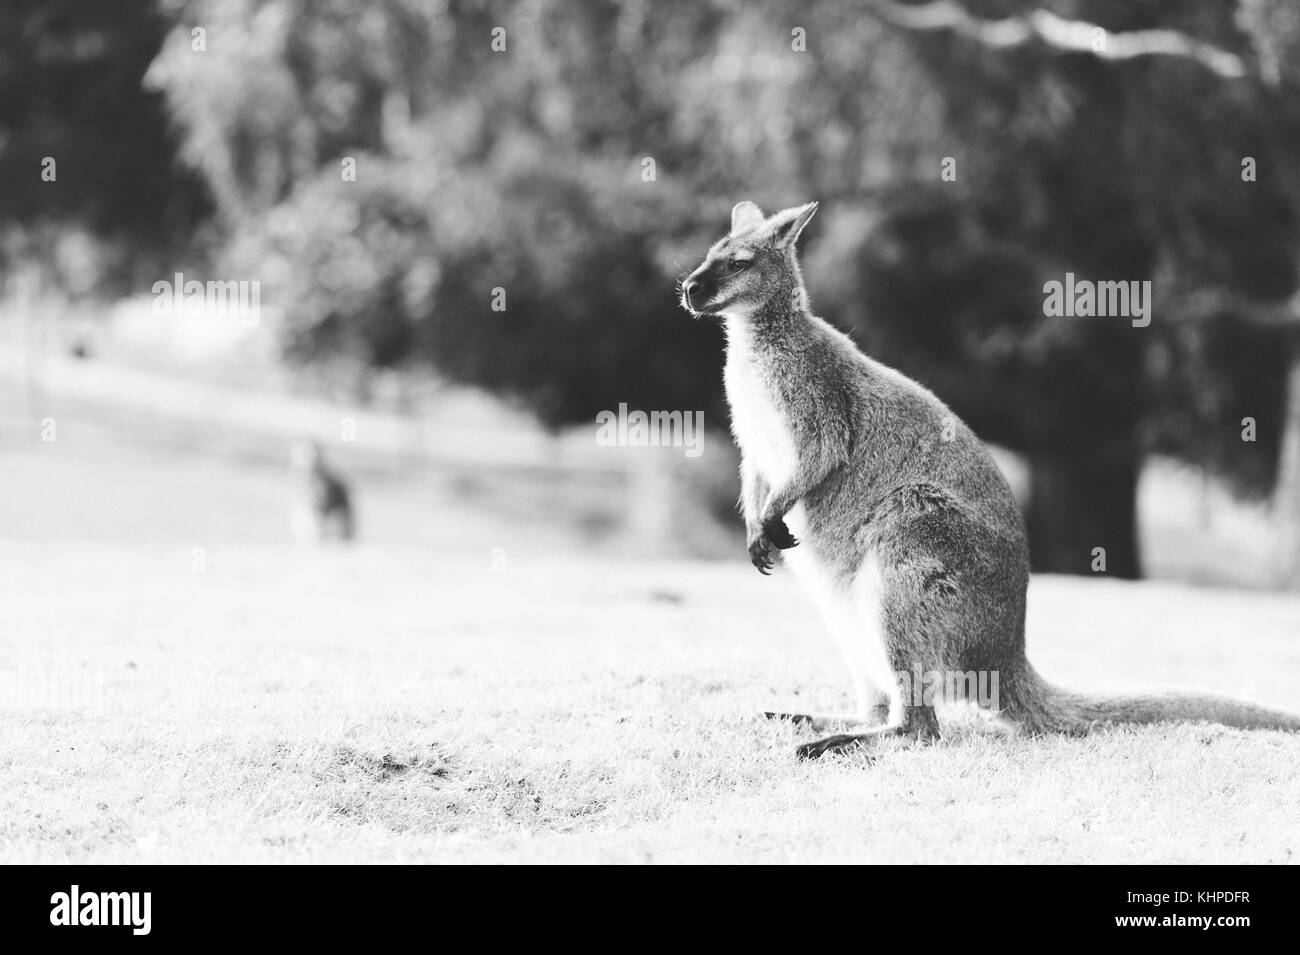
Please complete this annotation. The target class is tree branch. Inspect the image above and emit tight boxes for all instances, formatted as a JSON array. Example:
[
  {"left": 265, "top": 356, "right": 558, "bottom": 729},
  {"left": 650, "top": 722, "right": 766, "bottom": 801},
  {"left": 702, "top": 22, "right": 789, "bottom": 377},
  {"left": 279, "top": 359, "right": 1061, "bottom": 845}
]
[
  {"left": 865, "top": 0, "right": 1247, "bottom": 79},
  {"left": 1175, "top": 288, "right": 1300, "bottom": 327}
]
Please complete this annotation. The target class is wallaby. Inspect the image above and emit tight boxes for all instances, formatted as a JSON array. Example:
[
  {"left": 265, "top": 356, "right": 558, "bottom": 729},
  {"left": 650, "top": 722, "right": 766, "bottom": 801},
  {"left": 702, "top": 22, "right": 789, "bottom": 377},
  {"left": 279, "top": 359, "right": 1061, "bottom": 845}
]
[
  {"left": 289, "top": 439, "right": 355, "bottom": 543},
  {"left": 680, "top": 199, "right": 1300, "bottom": 759}
]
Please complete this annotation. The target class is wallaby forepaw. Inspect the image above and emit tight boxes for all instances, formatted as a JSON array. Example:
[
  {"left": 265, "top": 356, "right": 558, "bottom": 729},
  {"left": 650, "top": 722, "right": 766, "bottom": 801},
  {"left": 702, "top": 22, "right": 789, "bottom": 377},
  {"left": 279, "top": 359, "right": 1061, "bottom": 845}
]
[
  {"left": 763, "top": 518, "right": 798, "bottom": 550},
  {"left": 747, "top": 534, "right": 775, "bottom": 575}
]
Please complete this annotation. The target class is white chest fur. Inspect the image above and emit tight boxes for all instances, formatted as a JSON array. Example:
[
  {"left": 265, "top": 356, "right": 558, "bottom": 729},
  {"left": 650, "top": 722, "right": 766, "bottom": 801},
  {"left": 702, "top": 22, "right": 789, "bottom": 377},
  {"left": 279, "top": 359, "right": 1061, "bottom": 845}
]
[{"left": 723, "top": 319, "right": 798, "bottom": 488}]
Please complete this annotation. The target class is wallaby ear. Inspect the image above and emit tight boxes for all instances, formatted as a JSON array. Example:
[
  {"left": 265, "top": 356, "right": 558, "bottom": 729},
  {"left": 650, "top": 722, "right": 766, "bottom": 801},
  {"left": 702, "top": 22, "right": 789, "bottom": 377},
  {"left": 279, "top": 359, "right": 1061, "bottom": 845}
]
[
  {"left": 730, "top": 201, "right": 765, "bottom": 235},
  {"left": 770, "top": 201, "right": 819, "bottom": 249}
]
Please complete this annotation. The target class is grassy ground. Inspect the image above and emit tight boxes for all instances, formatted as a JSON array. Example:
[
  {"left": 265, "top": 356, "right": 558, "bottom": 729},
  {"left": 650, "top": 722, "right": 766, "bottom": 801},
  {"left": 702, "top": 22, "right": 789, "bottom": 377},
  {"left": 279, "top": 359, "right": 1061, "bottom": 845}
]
[{"left": 3, "top": 541, "right": 1299, "bottom": 864}]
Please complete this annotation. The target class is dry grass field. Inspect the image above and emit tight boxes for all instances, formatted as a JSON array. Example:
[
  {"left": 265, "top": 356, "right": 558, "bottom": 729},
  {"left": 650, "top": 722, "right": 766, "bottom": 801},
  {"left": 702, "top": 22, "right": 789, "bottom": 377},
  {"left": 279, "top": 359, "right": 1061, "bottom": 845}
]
[
  {"left": 4, "top": 538, "right": 1299, "bottom": 864},
  {"left": 1, "top": 355, "right": 1298, "bottom": 864}
]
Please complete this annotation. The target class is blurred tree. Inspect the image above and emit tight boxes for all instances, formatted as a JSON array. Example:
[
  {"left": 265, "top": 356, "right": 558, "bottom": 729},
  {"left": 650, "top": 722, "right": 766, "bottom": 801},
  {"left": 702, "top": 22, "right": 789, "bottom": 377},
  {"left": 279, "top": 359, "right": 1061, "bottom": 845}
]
[
  {"left": 148, "top": 0, "right": 1300, "bottom": 579},
  {"left": 1234, "top": 0, "right": 1300, "bottom": 590},
  {"left": 853, "top": 0, "right": 1300, "bottom": 583},
  {"left": 147, "top": 0, "right": 730, "bottom": 421},
  {"left": 0, "top": 0, "right": 209, "bottom": 295},
  {"left": 795, "top": 0, "right": 1300, "bottom": 578}
]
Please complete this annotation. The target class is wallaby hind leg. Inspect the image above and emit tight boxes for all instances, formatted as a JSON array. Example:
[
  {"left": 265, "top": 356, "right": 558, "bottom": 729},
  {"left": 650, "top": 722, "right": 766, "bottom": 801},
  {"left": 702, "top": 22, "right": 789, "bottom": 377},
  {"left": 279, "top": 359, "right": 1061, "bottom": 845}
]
[
  {"left": 794, "top": 543, "right": 953, "bottom": 759},
  {"left": 766, "top": 554, "right": 897, "bottom": 732}
]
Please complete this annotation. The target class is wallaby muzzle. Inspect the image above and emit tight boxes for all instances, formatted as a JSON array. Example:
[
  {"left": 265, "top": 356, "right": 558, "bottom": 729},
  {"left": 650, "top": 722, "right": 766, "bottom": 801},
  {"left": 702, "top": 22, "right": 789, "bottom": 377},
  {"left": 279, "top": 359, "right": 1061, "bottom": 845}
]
[{"left": 682, "top": 271, "right": 714, "bottom": 311}]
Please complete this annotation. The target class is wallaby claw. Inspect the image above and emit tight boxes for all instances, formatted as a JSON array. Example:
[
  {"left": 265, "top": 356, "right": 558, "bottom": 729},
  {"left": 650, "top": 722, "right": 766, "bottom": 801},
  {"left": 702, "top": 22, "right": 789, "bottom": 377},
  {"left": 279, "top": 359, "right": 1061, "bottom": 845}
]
[
  {"left": 763, "top": 711, "right": 814, "bottom": 725},
  {"left": 748, "top": 518, "right": 796, "bottom": 573}
]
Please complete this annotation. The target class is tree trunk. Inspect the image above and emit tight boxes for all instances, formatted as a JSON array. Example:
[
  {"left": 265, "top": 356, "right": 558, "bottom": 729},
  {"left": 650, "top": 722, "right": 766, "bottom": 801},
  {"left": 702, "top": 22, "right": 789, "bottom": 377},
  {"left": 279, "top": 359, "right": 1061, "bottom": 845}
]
[
  {"left": 1027, "top": 449, "right": 1142, "bottom": 579},
  {"left": 1275, "top": 341, "right": 1300, "bottom": 591}
]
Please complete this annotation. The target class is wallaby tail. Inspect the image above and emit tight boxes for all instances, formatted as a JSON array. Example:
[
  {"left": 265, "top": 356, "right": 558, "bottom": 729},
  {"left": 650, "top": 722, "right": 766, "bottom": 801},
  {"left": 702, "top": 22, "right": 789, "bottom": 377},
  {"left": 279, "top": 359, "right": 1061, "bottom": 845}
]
[{"left": 1000, "top": 661, "right": 1300, "bottom": 735}]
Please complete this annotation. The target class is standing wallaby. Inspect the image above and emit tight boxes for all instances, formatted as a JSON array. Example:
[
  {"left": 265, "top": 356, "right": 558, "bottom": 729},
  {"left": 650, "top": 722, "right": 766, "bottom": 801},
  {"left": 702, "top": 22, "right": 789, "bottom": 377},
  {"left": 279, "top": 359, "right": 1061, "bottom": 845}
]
[
  {"left": 681, "top": 199, "right": 1300, "bottom": 759},
  {"left": 289, "top": 439, "right": 355, "bottom": 543}
]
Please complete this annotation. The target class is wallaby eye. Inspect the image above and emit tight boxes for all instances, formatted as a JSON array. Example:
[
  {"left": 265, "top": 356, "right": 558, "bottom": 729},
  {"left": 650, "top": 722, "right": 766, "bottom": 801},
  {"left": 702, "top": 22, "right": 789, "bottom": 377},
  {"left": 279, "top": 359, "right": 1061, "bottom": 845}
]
[{"left": 728, "top": 256, "right": 752, "bottom": 271}]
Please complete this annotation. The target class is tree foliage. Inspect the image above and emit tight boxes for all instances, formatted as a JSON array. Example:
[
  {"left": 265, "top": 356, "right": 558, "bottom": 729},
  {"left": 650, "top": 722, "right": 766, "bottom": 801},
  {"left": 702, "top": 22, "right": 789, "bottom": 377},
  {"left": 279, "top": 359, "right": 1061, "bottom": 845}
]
[
  {"left": 140, "top": 0, "right": 1300, "bottom": 571},
  {"left": 0, "top": 0, "right": 208, "bottom": 293}
]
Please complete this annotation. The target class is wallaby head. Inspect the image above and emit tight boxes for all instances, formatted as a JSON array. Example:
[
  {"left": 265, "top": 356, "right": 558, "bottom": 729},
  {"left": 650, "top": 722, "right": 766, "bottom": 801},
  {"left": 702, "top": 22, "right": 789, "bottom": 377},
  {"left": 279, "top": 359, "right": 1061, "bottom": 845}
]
[{"left": 680, "top": 201, "right": 818, "bottom": 319}]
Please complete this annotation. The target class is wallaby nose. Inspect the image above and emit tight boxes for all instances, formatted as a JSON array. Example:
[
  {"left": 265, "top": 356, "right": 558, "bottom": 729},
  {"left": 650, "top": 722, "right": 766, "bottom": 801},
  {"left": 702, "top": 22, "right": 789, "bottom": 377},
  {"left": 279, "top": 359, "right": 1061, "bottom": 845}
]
[{"left": 683, "top": 278, "right": 701, "bottom": 304}]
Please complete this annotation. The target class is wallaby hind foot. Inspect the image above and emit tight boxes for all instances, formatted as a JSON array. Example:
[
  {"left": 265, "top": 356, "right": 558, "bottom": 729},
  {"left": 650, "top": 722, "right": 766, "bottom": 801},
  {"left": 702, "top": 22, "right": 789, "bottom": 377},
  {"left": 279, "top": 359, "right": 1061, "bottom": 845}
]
[{"left": 797, "top": 706, "right": 941, "bottom": 760}]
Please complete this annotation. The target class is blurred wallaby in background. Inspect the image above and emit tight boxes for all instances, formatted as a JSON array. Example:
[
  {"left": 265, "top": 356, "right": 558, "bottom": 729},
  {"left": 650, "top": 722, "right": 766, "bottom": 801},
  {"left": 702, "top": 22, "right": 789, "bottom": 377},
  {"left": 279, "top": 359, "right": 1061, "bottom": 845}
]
[{"left": 289, "top": 439, "right": 355, "bottom": 543}]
